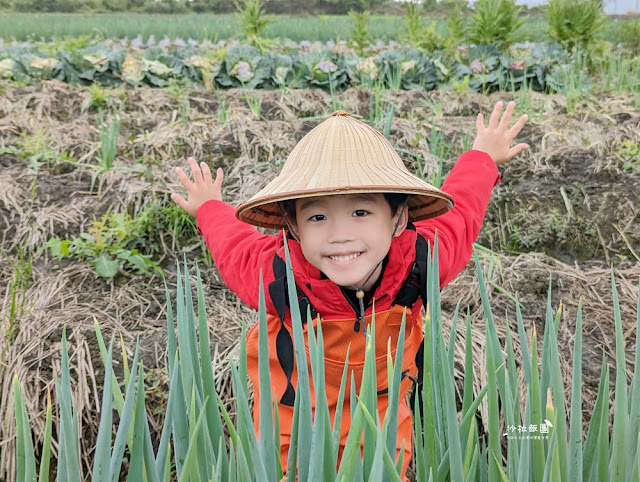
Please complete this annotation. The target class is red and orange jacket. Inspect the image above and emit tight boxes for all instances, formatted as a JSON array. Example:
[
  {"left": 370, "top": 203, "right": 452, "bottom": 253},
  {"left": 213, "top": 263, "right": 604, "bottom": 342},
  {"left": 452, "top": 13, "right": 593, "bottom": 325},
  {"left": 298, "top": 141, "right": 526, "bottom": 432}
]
[{"left": 197, "top": 150, "right": 499, "bottom": 322}]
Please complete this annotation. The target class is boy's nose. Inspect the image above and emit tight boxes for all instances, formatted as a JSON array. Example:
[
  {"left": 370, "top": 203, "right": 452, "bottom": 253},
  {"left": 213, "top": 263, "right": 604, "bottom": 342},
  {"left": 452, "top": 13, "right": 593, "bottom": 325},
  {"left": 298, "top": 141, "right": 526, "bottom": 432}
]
[{"left": 326, "top": 221, "right": 355, "bottom": 244}]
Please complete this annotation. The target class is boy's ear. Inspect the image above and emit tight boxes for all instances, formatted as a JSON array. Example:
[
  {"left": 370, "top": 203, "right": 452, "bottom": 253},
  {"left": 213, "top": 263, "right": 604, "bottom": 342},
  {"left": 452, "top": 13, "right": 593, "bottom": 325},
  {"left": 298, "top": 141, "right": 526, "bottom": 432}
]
[{"left": 392, "top": 204, "right": 409, "bottom": 238}]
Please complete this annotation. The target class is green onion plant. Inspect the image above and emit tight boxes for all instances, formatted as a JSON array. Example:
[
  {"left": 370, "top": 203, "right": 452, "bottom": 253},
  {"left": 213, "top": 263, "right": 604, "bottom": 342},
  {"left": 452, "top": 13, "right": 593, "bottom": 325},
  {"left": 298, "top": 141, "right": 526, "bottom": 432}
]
[
  {"left": 1, "top": 246, "right": 34, "bottom": 347},
  {"left": 596, "top": 53, "right": 640, "bottom": 94},
  {"left": 243, "top": 91, "right": 262, "bottom": 120},
  {"left": 91, "top": 109, "right": 121, "bottom": 193},
  {"left": 369, "top": 85, "right": 395, "bottom": 139},
  {"left": 214, "top": 89, "right": 231, "bottom": 131},
  {"left": 328, "top": 75, "right": 343, "bottom": 113},
  {"left": 11, "top": 239, "right": 640, "bottom": 481},
  {"left": 551, "top": 53, "right": 592, "bottom": 114},
  {"left": 98, "top": 109, "right": 120, "bottom": 172}
]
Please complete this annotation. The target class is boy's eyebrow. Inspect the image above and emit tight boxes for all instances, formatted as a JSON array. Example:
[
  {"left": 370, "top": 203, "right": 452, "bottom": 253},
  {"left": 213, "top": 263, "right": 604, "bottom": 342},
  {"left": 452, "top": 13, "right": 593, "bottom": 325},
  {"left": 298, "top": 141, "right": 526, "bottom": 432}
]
[{"left": 298, "top": 194, "right": 378, "bottom": 212}]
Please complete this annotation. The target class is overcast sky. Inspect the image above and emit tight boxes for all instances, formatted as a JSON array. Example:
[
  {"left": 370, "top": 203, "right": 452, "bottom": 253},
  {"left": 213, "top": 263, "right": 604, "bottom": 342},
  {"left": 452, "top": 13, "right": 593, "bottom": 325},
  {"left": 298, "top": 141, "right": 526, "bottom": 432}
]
[{"left": 514, "top": 0, "right": 640, "bottom": 14}]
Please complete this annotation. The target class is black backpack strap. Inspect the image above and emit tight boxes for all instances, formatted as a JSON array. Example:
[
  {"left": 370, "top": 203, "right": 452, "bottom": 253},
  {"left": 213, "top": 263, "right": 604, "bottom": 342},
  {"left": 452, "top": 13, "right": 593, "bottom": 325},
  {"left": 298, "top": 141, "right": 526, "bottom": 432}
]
[
  {"left": 275, "top": 327, "right": 296, "bottom": 406},
  {"left": 268, "top": 253, "right": 318, "bottom": 407},
  {"left": 268, "top": 254, "right": 296, "bottom": 406},
  {"left": 269, "top": 254, "right": 288, "bottom": 322},
  {"left": 377, "top": 369, "right": 410, "bottom": 396},
  {"left": 410, "top": 233, "right": 430, "bottom": 418},
  {"left": 392, "top": 232, "right": 429, "bottom": 308},
  {"left": 415, "top": 233, "right": 428, "bottom": 305},
  {"left": 392, "top": 260, "right": 421, "bottom": 307},
  {"left": 409, "top": 340, "right": 425, "bottom": 419}
]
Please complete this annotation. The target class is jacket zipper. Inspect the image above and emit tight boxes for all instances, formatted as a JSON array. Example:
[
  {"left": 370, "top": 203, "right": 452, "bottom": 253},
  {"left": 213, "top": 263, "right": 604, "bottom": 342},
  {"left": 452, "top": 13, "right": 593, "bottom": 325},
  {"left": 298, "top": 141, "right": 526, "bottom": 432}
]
[
  {"left": 339, "top": 287, "right": 362, "bottom": 332},
  {"left": 339, "top": 288, "right": 390, "bottom": 333}
]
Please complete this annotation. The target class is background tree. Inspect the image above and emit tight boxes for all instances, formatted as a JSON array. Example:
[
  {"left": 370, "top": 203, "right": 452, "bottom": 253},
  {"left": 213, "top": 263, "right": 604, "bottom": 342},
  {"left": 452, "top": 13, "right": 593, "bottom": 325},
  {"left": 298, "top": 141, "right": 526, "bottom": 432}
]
[
  {"left": 102, "top": 0, "right": 127, "bottom": 11},
  {"left": 323, "top": 0, "right": 385, "bottom": 14},
  {"left": 142, "top": 0, "right": 188, "bottom": 13},
  {"left": 264, "top": 0, "right": 319, "bottom": 14},
  {"left": 422, "top": 0, "right": 437, "bottom": 12},
  {"left": 192, "top": 0, "right": 235, "bottom": 14}
]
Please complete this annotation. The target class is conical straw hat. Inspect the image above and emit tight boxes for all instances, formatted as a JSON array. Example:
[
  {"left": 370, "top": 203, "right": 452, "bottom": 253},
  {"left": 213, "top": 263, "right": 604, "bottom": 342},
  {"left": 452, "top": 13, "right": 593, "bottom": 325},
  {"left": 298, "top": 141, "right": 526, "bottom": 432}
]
[{"left": 236, "top": 110, "right": 454, "bottom": 230}]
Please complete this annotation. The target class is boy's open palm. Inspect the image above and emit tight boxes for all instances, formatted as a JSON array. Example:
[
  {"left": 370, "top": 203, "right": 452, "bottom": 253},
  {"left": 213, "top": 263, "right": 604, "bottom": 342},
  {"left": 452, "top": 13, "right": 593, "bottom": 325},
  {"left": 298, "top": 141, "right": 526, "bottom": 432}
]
[
  {"left": 473, "top": 101, "right": 529, "bottom": 166},
  {"left": 171, "top": 157, "right": 224, "bottom": 218}
]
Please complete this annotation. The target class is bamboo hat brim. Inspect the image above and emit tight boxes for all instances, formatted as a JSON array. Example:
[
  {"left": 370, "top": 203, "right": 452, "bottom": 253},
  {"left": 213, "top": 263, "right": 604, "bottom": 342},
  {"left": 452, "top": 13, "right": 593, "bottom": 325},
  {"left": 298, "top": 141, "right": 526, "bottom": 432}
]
[{"left": 236, "top": 111, "right": 454, "bottom": 230}]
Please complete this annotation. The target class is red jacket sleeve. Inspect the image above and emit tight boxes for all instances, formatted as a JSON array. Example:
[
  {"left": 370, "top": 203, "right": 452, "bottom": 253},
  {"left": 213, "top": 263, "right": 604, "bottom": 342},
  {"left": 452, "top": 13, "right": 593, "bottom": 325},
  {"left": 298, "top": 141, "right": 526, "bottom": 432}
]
[
  {"left": 196, "top": 200, "right": 278, "bottom": 311},
  {"left": 414, "top": 150, "right": 499, "bottom": 288}
]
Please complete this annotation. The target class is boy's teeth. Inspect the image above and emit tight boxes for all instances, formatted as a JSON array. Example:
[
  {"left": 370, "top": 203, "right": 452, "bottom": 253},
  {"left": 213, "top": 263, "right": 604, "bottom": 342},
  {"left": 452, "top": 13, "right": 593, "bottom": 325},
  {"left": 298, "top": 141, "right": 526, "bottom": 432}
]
[{"left": 329, "top": 252, "right": 361, "bottom": 262}]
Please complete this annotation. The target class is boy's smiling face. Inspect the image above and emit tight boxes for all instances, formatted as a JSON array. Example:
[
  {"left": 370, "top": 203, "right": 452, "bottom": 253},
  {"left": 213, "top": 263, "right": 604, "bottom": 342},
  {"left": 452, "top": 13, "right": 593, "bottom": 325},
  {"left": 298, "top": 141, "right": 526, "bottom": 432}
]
[{"left": 291, "top": 193, "right": 408, "bottom": 292}]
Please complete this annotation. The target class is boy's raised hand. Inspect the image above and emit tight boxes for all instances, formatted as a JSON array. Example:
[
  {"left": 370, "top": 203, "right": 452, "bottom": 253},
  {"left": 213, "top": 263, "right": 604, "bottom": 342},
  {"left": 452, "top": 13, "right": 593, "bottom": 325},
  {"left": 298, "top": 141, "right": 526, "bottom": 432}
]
[
  {"left": 472, "top": 101, "right": 529, "bottom": 166},
  {"left": 171, "top": 157, "right": 224, "bottom": 218}
]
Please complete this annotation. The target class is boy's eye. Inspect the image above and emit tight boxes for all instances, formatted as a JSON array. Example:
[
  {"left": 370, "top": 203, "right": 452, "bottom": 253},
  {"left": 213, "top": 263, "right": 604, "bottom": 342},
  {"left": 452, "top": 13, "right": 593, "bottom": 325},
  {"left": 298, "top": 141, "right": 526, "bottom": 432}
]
[
  {"left": 353, "top": 210, "right": 368, "bottom": 217},
  {"left": 309, "top": 214, "right": 326, "bottom": 221}
]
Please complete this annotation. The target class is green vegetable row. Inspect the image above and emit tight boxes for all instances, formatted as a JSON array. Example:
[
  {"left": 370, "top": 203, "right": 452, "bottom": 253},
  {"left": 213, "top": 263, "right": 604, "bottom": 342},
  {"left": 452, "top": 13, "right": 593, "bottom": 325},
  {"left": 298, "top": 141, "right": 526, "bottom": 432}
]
[{"left": 1, "top": 41, "right": 575, "bottom": 93}]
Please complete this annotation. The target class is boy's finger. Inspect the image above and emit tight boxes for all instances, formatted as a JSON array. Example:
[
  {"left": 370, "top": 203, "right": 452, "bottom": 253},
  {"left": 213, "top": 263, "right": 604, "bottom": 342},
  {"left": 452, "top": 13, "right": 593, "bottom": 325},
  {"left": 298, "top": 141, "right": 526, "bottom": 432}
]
[
  {"left": 476, "top": 113, "right": 485, "bottom": 132},
  {"left": 201, "top": 162, "right": 213, "bottom": 185},
  {"left": 213, "top": 167, "right": 224, "bottom": 187},
  {"left": 499, "top": 101, "right": 516, "bottom": 130},
  {"left": 175, "top": 167, "right": 193, "bottom": 190},
  {"left": 488, "top": 101, "right": 503, "bottom": 129},
  {"left": 188, "top": 157, "right": 203, "bottom": 185},
  {"left": 170, "top": 192, "right": 188, "bottom": 211},
  {"left": 507, "top": 143, "right": 529, "bottom": 159},
  {"left": 507, "top": 114, "right": 529, "bottom": 140}
]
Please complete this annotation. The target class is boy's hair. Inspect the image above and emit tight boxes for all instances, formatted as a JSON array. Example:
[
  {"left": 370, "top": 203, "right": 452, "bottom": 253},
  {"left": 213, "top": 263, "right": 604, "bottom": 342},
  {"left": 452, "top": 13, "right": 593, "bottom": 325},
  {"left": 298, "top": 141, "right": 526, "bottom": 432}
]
[{"left": 281, "top": 193, "right": 410, "bottom": 224}]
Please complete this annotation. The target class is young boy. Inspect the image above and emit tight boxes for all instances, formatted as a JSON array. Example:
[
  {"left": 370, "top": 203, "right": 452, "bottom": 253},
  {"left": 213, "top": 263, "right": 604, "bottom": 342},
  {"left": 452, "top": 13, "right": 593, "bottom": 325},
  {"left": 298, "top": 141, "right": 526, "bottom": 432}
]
[{"left": 171, "top": 101, "right": 528, "bottom": 477}]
